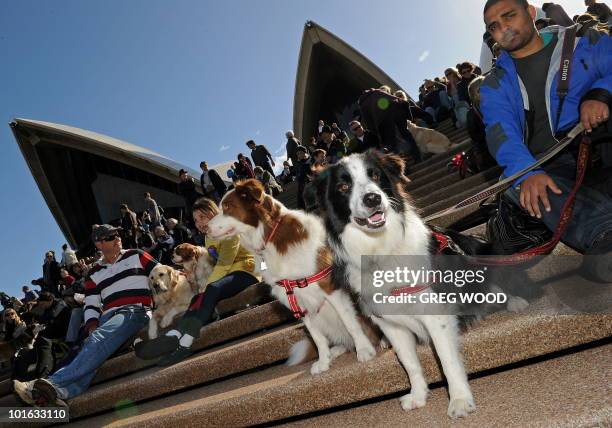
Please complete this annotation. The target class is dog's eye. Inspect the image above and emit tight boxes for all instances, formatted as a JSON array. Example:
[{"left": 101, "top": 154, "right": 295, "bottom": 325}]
[
  {"left": 371, "top": 172, "right": 381, "bottom": 182},
  {"left": 338, "top": 183, "right": 350, "bottom": 193}
]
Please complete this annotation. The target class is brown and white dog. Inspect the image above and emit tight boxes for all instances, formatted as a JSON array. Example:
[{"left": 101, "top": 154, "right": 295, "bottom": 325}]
[
  {"left": 172, "top": 243, "right": 214, "bottom": 294},
  {"left": 406, "top": 120, "right": 453, "bottom": 154},
  {"left": 206, "top": 179, "right": 381, "bottom": 374},
  {"left": 147, "top": 264, "right": 198, "bottom": 338}
]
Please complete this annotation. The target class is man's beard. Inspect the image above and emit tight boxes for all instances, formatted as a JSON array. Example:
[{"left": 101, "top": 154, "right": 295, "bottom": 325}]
[{"left": 501, "top": 26, "right": 536, "bottom": 52}]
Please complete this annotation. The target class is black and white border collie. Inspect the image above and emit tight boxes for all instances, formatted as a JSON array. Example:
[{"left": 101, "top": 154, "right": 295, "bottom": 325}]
[{"left": 312, "top": 150, "right": 502, "bottom": 418}]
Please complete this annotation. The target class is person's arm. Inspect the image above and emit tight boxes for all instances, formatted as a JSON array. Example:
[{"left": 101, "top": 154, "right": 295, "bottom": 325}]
[
  {"left": 206, "top": 235, "right": 241, "bottom": 285},
  {"left": 138, "top": 249, "right": 159, "bottom": 274},
  {"left": 580, "top": 30, "right": 612, "bottom": 132},
  {"left": 83, "top": 274, "right": 102, "bottom": 333},
  {"left": 480, "top": 75, "right": 541, "bottom": 186},
  {"left": 262, "top": 146, "right": 274, "bottom": 164},
  {"left": 482, "top": 73, "right": 563, "bottom": 218}
]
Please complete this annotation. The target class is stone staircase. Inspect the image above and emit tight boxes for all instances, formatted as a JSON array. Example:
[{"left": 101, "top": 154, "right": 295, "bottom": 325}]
[{"left": 3, "top": 120, "right": 610, "bottom": 427}]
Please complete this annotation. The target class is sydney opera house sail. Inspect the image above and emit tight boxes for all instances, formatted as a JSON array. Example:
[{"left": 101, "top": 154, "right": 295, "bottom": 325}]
[
  {"left": 10, "top": 119, "right": 201, "bottom": 252},
  {"left": 293, "top": 21, "right": 405, "bottom": 142}
]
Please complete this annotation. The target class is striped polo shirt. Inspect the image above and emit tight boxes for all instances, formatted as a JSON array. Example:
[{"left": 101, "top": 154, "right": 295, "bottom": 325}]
[{"left": 83, "top": 249, "right": 157, "bottom": 329}]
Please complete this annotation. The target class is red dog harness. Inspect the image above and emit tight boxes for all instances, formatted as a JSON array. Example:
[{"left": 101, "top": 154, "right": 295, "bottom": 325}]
[{"left": 276, "top": 266, "right": 333, "bottom": 319}]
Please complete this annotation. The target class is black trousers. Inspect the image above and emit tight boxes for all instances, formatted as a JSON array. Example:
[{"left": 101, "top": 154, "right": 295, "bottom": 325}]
[{"left": 177, "top": 271, "right": 259, "bottom": 337}]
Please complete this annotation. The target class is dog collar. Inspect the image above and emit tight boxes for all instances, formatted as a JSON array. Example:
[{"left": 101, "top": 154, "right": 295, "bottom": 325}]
[
  {"left": 258, "top": 215, "right": 284, "bottom": 252},
  {"left": 276, "top": 265, "right": 333, "bottom": 319}
]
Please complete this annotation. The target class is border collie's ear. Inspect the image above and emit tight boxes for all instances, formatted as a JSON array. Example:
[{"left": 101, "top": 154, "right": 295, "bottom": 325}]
[
  {"left": 235, "top": 179, "right": 265, "bottom": 203},
  {"left": 373, "top": 151, "right": 407, "bottom": 181}
]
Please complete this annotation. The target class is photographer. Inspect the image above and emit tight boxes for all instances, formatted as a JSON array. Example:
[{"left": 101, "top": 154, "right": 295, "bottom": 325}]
[{"left": 12, "top": 292, "right": 70, "bottom": 380}]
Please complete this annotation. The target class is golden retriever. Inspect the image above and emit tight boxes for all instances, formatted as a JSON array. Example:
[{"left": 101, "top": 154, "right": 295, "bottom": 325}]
[
  {"left": 147, "top": 264, "right": 198, "bottom": 338},
  {"left": 407, "top": 120, "right": 453, "bottom": 154}
]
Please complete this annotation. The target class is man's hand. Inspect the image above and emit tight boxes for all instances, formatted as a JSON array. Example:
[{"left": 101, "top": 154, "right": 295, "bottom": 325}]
[
  {"left": 580, "top": 100, "right": 609, "bottom": 132},
  {"left": 519, "top": 173, "right": 562, "bottom": 218}
]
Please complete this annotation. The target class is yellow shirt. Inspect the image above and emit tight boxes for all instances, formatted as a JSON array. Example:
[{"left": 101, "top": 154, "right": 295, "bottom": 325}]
[{"left": 204, "top": 235, "right": 258, "bottom": 285}]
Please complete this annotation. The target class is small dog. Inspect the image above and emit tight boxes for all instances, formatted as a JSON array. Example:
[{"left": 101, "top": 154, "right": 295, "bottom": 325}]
[
  {"left": 312, "top": 150, "right": 531, "bottom": 418},
  {"left": 407, "top": 120, "right": 453, "bottom": 154},
  {"left": 147, "top": 264, "right": 197, "bottom": 338},
  {"left": 172, "top": 243, "right": 214, "bottom": 293},
  {"left": 207, "top": 179, "right": 381, "bottom": 374}
]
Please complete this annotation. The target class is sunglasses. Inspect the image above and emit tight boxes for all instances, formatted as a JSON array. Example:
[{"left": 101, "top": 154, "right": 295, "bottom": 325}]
[{"left": 99, "top": 234, "right": 119, "bottom": 242}]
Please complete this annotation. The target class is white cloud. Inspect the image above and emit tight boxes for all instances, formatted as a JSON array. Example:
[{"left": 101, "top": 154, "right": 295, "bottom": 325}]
[
  {"left": 274, "top": 141, "right": 286, "bottom": 154},
  {"left": 219, "top": 145, "right": 230, "bottom": 152},
  {"left": 273, "top": 150, "right": 287, "bottom": 175},
  {"left": 418, "top": 50, "right": 430, "bottom": 62},
  {"left": 255, "top": 130, "right": 261, "bottom": 136}
]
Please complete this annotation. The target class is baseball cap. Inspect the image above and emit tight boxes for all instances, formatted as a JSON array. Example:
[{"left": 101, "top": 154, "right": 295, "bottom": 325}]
[{"left": 92, "top": 224, "right": 122, "bottom": 242}]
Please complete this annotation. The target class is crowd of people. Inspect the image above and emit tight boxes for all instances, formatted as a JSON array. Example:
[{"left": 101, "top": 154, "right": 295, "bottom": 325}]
[{"left": 2, "top": 0, "right": 611, "bottom": 410}]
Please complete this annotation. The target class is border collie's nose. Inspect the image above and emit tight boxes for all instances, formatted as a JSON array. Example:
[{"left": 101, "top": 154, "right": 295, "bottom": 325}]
[{"left": 363, "top": 193, "right": 381, "bottom": 208}]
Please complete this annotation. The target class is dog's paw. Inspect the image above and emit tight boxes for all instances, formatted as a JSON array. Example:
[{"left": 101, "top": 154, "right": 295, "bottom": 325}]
[
  {"left": 447, "top": 397, "right": 476, "bottom": 419},
  {"left": 507, "top": 296, "right": 529, "bottom": 313},
  {"left": 379, "top": 337, "right": 391, "bottom": 349},
  {"left": 330, "top": 345, "right": 347, "bottom": 360},
  {"left": 310, "top": 358, "right": 330, "bottom": 375},
  {"left": 159, "top": 318, "right": 173, "bottom": 328},
  {"left": 400, "top": 390, "right": 428, "bottom": 410},
  {"left": 356, "top": 343, "right": 376, "bottom": 362}
]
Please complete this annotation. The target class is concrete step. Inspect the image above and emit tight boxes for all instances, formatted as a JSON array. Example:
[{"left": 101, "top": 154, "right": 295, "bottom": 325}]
[
  {"left": 414, "top": 167, "right": 501, "bottom": 209},
  {"left": 420, "top": 179, "right": 498, "bottom": 218},
  {"left": 67, "top": 324, "right": 305, "bottom": 419},
  {"left": 0, "top": 300, "right": 292, "bottom": 399},
  {"left": 67, "top": 293, "right": 612, "bottom": 426},
  {"left": 276, "top": 182, "right": 299, "bottom": 207},
  {"left": 408, "top": 140, "right": 471, "bottom": 178},
  {"left": 281, "top": 344, "right": 612, "bottom": 428}
]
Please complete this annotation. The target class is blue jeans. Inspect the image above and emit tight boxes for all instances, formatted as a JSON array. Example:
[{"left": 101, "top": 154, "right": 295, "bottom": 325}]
[
  {"left": 47, "top": 305, "right": 149, "bottom": 399},
  {"left": 505, "top": 152, "right": 612, "bottom": 252},
  {"left": 65, "top": 308, "right": 83, "bottom": 344}
]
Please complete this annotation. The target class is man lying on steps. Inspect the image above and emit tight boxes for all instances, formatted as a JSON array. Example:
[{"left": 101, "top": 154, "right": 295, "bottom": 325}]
[{"left": 14, "top": 224, "right": 158, "bottom": 407}]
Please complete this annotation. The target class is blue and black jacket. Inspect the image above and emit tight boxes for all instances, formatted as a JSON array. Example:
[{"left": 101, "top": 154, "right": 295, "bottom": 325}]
[{"left": 480, "top": 25, "right": 612, "bottom": 186}]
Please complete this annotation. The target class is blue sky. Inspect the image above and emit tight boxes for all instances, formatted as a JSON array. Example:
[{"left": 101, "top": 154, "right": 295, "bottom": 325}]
[{"left": 0, "top": 0, "right": 583, "bottom": 300}]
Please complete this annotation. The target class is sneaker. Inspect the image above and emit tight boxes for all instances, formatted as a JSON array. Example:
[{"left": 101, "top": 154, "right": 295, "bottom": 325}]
[
  {"left": 134, "top": 335, "right": 179, "bottom": 360},
  {"left": 32, "top": 379, "right": 67, "bottom": 407},
  {"left": 13, "top": 379, "right": 37, "bottom": 406},
  {"left": 156, "top": 346, "right": 193, "bottom": 367}
]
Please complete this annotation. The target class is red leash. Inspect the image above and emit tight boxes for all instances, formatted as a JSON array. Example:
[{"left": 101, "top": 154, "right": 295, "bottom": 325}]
[
  {"left": 276, "top": 266, "right": 333, "bottom": 319},
  {"left": 471, "top": 134, "right": 591, "bottom": 265}
]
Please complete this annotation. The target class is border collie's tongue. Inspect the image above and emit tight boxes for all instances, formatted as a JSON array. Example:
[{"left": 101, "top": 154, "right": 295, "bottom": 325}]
[{"left": 369, "top": 212, "right": 384, "bottom": 223}]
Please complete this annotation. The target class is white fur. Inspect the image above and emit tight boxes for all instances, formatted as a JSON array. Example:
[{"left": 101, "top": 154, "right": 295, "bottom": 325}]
[
  {"left": 331, "top": 156, "right": 476, "bottom": 418},
  {"left": 406, "top": 120, "right": 453, "bottom": 154},
  {"left": 207, "top": 191, "right": 377, "bottom": 374}
]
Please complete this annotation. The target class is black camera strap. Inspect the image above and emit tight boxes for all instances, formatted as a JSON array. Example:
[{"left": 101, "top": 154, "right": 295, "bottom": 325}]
[{"left": 554, "top": 25, "right": 577, "bottom": 132}]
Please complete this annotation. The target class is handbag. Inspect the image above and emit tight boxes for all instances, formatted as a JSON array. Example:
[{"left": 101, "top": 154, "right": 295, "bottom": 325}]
[{"left": 486, "top": 193, "right": 553, "bottom": 255}]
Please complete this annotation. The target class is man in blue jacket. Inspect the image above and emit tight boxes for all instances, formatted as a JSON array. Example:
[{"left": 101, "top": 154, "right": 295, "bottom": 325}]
[{"left": 481, "top": 0, "right": 612, "bottom": 279}]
